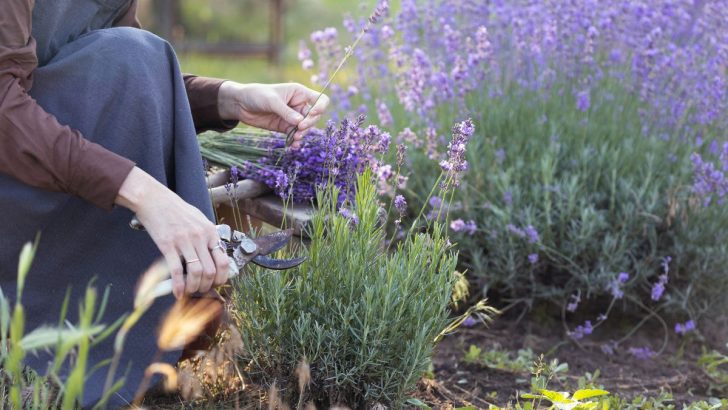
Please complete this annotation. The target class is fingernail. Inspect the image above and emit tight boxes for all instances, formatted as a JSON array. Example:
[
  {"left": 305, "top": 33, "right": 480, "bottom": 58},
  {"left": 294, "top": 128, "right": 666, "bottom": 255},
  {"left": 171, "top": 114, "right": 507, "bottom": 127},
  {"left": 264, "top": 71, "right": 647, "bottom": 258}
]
[{"left": 294, "top": 113, "right": 304, "bottom": 122}]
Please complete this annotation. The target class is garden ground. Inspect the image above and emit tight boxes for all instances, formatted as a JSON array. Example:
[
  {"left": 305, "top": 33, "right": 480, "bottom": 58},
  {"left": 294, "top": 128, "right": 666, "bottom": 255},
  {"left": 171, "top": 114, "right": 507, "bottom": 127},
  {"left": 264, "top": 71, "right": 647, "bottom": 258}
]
[
  {"left": 145, "top": 309, "right": 725, "bottom": 409},
  {"left": 416, "top": 313, "right": 724, "bottom": 408}
]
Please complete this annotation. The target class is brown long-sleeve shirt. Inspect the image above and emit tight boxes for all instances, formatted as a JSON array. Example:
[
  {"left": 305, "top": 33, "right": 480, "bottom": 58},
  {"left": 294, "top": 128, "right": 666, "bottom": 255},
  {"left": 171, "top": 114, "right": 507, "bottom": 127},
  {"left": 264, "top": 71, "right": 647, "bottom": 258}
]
[{"left": 0, "top": 0, "right": 233, "bottom": 212}]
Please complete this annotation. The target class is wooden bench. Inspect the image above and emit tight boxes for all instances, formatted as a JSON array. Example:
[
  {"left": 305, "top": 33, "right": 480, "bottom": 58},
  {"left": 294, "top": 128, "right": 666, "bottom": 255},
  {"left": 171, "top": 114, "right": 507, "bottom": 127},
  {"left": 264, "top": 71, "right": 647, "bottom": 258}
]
[{"left": 206, "top": 169, "right": 314, "bottom": 238}]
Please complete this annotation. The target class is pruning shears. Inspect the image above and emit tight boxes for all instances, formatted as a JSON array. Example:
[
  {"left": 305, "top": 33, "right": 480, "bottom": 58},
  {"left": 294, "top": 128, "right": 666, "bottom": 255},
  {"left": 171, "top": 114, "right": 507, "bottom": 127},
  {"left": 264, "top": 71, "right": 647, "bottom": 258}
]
[{"left": 129, "top": 217, "right": 306, "bottom": 297}]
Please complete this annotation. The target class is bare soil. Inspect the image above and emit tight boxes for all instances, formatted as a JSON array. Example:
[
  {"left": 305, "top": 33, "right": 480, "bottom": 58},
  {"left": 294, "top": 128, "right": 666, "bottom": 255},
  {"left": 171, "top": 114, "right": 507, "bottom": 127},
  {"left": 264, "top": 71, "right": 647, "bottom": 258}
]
[{"left": 413, "top": 315, "right": 723, "bottom": 409}]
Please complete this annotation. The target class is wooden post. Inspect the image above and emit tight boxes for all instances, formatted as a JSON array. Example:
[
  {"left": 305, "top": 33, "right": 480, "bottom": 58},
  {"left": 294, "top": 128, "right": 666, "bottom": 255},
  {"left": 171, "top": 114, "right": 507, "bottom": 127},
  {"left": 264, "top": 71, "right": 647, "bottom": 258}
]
[
  {"left": 154, "top": 0, "right": 176, "bottom": 41},
  {"left": 269, "top": 0, "right": 284, "bottom": 64}
]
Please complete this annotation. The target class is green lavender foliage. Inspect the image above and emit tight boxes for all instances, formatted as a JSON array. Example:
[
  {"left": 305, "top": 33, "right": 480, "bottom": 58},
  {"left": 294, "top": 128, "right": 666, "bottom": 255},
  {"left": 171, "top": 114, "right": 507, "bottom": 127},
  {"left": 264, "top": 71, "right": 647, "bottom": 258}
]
[
  {"left": 383, "top": 75, "right": 728, "bottom": 320},
  {"left": 231, "top": 170, "right": 458, "bottom": 408}
]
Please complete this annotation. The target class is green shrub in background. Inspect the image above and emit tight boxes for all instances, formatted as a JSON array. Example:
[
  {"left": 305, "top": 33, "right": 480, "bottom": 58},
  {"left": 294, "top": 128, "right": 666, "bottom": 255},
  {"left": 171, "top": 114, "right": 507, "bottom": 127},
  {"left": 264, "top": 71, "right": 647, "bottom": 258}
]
[
  {"left": 432, "top": 79, "right": 728, "bottom": 321},
  {"left": 232, "top": 170, "right": 473, "bottom": 408},
  {"left": 373, "top": 75, "right": 728, "bottom": 329}
]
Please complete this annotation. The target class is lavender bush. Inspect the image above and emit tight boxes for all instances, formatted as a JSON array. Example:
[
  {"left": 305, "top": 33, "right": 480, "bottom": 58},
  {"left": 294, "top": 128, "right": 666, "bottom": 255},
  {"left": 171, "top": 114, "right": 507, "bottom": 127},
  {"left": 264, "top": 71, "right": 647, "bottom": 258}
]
[
  {"left": 298, "top": 0, "right": 728, "bottom": 332},
  {"left": 231, "top": 170, "right": 469, "bottom": 408}
]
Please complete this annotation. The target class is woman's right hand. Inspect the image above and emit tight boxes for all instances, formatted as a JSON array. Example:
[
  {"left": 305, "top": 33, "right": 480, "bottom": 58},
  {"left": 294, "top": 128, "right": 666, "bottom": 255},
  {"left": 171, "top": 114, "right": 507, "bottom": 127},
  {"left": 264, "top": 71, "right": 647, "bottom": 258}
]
[{"left": 115, "top": 167, "right": 230, "bottom": 299}]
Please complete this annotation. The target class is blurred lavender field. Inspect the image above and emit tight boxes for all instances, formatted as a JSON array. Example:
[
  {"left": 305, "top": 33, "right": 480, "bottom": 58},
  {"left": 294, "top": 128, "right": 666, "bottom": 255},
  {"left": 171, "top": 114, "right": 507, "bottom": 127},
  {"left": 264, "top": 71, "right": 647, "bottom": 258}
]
[{"left": 293, "top": 0, "right": 728, "bottom": 342}]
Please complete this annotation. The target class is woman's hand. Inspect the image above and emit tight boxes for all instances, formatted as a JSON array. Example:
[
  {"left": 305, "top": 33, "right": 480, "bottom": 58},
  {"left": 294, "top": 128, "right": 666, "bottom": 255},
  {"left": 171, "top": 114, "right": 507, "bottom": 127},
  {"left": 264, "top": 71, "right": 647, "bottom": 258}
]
[
  {"left": 115, "top": 167, "right": 230, "bottom": 299},
  {"left": 217, "top": 82, "right": 330, "bottom": 149}
]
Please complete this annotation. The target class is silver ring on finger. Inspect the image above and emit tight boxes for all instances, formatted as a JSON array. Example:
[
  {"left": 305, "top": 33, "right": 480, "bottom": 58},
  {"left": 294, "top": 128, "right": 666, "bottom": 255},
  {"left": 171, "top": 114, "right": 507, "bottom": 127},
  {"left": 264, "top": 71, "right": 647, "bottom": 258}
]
[
  {"left": 211, "top": 245, "right": 224, "bottom": 252},
  {"left": 186, "top": 258, "right": 201, "bottom": 264}
]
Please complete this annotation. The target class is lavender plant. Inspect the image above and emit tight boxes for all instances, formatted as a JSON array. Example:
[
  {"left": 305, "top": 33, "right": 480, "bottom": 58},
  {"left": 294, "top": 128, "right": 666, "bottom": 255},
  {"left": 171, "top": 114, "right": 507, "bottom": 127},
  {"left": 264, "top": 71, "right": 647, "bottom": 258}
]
[
  {"left": 297, "top": 0, "right": 728, "bottom": 339},
  {"left": 231, "top": 162, "right": 495, "bottom": 407}
]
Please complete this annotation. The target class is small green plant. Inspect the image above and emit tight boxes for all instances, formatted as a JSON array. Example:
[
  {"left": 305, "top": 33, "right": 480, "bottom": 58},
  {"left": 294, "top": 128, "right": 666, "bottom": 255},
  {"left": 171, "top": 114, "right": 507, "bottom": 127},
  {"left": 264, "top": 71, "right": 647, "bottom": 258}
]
[
  {"left": 463, "top": 344, "right": 536, "bottom": 374},
  {"left": 698, "top": 343, "right": 728, "bottom": 395},
  {"left": 0, "top": 240, "right": 178, "bottom": 409},
  {"left": 0, "top": 240, "right": 119, "bottom": 409},
  {"left": 232, "top": 169, "right": 495, "bottom": 408}
]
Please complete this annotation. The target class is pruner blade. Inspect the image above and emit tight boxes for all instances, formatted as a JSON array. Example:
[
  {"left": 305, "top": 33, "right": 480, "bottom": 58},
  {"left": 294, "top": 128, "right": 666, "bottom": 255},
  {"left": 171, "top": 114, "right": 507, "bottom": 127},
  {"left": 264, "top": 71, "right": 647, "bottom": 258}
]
[
  {"left": 251, "top": 255, "right": 307, "bottom": 270},
  {"left": 230, "top": 229, "right": 306, "bottom": 270}
]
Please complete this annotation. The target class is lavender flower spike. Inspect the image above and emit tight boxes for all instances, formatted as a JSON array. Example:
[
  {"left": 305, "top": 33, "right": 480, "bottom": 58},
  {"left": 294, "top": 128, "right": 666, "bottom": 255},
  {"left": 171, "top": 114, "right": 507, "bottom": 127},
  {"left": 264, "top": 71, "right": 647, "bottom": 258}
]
[
  {"left": 369, "top": 0, "right": 389, "bottom": 25},
  {"left": 394, "top": 195, "right": 407, "bottom": 215},
  {"left": 441, "top": 119, "right": 475, "bottom": 187}
]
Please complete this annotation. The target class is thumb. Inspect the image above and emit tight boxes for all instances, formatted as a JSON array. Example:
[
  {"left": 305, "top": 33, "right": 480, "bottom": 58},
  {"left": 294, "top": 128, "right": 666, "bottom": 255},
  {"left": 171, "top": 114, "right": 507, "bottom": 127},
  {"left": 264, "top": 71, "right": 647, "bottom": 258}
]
[{"left": 271, "top": 98, "right": 304, "bottom": 125}]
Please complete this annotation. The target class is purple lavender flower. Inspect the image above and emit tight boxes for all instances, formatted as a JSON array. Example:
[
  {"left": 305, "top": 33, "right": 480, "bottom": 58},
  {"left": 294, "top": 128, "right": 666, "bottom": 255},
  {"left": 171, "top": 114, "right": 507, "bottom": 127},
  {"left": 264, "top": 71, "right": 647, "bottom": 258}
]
[
  {"left": 628, "top": 347, "right": 656, "bottom": 360},
  {"left": 528, "top": 253, "right": 539, "bottom": 265},
  {"left": 230, "top": 165, "right": 240, "bottom": 187},
  {"left": 450, "top": 219, "right": 466, "bottom": 232},
  {"left": 495, "top": 148, "right": 506, "bottom": 164},
  {"left": 606, "top": 272, "right": 629, "bottom": 300},
  {"left": 376, "top": 99, "right": 393, "bottom": 127},
  {"left": 576, "top": 89, "right": 591, "bottom": 112},
  {"left": 461, "top": 316, "right": 477, "bottom": 328},
  {"left": 506, "top": 224, "right": 526, "bottom": 238},
  {"left": 651, "top": 282, "right": 665, "bottom": 301},
  {"left": 570, "top": 320, "right": 593, "bottom": 340},
  {"left": 377, "top": 164, "right": 393, "bottom": 181},
  {"left": 463, "top": 220, "right": 477, "bottom": 235},
  {"left": 524, "top": 225, "right": 540, "bottom": 244},
  {"left": 429, "top": 196, "right": 443, "bottom": 209},
  {"left": 566, "top": 293, "right": 581, "bottom": 312},
  {"left": 675, "top": 319, "right": 696, "bottom": 335},
  {"left": 368, "top": 0, "right": 389, "bottom": 25},
  {"left": 439, "top": 119, "right": 475, "bottom": 187},
  {"left": 396, "top": 144, "right": 407, "bottom": 168},
  {"left": 394, "top": 194, "right": 407, "bottom": 215},
  {"left": 651, "top": 273, "right": 669, "bottom": 301},
  {"left": 503, "top": 191, "right": 513, "bottom": 207},
  {"left": 601, "top": 342, "right": 617, "bottom": 356},
  {"left": 297, "top": 42, "right": 310, "bottom": 61},
  {"left": 339, "top": 207, "right": 359, "bottom": 228},
  {"left": 691, "top": 153, "right": 728, "bottom": 204}
]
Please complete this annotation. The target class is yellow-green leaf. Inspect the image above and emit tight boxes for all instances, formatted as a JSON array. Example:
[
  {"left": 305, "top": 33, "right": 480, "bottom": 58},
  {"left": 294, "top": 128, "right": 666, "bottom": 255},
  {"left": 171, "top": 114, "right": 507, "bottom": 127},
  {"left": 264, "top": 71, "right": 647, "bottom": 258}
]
[
  {"left": 16, "top": 241, "right": 36, "bottom": 296},
  {"left": 538, "top": 389, "right": 573, "bottom": 404},
  {"left": 21, "top": 325, "right": 104, "bottom": 352},
  {"left": 572, "top": 389, "right": 609, "bottom": 401},
  {"left": 574, "top": 403, "right": 600, "bottom": 410}
]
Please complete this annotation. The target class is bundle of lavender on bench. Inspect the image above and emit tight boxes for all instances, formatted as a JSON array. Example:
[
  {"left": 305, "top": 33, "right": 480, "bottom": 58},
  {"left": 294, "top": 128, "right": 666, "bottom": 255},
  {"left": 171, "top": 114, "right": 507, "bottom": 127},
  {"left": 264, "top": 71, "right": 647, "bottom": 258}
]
[{"left": 198, "top": 115, "right": 390, "bottom": 203}]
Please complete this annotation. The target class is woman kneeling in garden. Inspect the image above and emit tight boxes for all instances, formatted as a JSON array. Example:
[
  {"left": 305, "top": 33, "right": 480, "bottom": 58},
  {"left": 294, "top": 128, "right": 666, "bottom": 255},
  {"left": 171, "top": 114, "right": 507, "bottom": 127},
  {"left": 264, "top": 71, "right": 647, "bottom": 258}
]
[{"left": 0, "top": 0, "right": 328, "bottom": 405}]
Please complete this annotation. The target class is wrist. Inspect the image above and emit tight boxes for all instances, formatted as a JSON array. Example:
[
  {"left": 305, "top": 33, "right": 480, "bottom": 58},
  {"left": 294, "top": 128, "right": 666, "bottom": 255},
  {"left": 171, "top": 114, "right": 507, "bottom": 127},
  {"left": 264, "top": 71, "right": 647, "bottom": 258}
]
[
  {"left": 218, "top": 81, "right": 247, "bottom": 120},
  {"left": 115, "top": 167, "right": 161, "bottom": 213}
]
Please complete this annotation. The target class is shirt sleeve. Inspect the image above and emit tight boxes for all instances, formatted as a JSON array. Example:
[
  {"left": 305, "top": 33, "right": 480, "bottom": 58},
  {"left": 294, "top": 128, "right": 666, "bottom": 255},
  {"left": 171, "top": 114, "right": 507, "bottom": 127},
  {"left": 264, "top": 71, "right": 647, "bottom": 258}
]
[
  {"left": 183, "top": 75, "right": 238, "bottom": 133},
  {"left": 114, "top": 1, "right": 238, "bottom": 134},
  {"left": 0, "top": 0, "right": 136, "bottom": 212}
]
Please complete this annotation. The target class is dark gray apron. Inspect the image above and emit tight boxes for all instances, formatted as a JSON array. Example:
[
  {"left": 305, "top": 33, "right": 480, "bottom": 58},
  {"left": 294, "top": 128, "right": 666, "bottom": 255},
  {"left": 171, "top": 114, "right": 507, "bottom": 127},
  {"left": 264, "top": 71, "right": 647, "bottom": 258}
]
[{"left": 0, "top": 0, "right": 215, "bottom": 406}]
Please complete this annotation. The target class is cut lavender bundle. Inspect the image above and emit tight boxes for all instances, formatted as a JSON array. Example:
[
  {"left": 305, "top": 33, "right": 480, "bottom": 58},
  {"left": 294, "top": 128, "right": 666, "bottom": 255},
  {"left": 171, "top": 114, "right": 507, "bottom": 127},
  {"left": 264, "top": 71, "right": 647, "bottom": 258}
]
[{"left": 198, "top": 115, "right": 390, "bottom": 204}]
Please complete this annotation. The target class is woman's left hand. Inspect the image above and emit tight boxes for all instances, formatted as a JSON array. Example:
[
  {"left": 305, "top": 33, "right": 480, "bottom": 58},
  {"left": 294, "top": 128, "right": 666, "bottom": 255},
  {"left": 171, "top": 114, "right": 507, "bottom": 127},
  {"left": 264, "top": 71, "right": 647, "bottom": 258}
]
[{"left": 218, "top": 82, "right": 330, "bottom": 149}]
